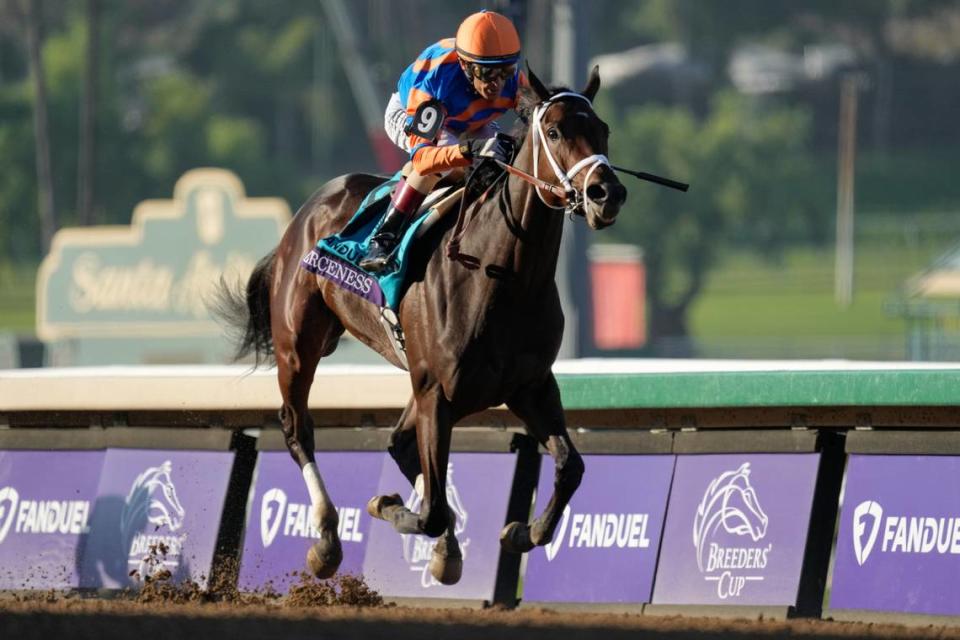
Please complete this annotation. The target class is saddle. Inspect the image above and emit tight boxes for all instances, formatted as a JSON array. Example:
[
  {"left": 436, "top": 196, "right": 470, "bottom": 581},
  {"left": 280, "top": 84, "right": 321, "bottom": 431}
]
[
  {"left": 299, "top": 159, "right": 505, "bottom": 367},
  {"left": 300, "top": 172, "right": 464, "bottom": 311}
]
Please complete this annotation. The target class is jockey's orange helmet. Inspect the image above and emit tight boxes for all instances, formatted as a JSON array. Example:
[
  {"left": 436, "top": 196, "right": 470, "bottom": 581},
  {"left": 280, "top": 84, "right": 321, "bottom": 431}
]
[{"left": 455, "top": 10, "right": 521, "bottom": 66}]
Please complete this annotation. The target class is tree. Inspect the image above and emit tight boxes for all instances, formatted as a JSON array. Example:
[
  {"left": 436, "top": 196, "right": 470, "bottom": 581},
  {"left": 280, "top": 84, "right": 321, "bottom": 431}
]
[
  {"left": 600, "top": 92, "right": 818, "bottom": 350},
  {"left": 19, "top": 0, "right": 57, "bottom": 252},
  {"left": 76, "top": 0, "right": 98, "bottom": 225}
]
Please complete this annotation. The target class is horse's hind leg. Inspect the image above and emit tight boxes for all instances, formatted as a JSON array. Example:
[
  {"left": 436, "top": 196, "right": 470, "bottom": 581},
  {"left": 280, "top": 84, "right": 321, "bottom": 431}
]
[
  {"left": 501, "top": 373, "right": 584, "bottom": 553},
  {"left": 368, "top": 394, "right": 462, "bottom": 584},
  {"left": 275, "top": 289, "right": 345, "bottom": 578}
]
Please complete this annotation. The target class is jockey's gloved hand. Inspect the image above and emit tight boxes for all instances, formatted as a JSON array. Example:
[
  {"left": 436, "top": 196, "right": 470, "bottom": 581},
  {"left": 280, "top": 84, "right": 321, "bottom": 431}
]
[{"left": 459, "top": 136, "right": 511, "bottom": 163}]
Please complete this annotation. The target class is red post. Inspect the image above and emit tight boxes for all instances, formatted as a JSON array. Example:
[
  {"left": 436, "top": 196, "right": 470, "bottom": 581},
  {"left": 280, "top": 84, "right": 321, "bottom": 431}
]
[{"left": 589, "top": 244, "right": 646, "bottom": 350}]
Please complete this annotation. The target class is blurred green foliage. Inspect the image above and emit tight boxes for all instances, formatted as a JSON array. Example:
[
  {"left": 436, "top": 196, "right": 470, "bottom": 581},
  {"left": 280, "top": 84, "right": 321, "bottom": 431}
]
[
  {"left": 2, "top": 0, "right": 960, "bottom": 348},
  {"left": 599, "top": 90, "right": 821, "bottom": 337}
]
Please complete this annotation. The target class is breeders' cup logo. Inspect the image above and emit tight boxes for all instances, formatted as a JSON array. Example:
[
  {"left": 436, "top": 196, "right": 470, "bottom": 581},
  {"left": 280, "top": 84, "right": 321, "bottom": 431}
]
[
  {"left": 852, "top": 500, "right": 883, "bottom": 566},
  {"left": 0, "top": 487, "right": 18, "bottom": 544},
  {"left": 693, "top": 463, "right": 771, "bottom": 599},
  {"left": 543, "top": 504, "right": 652, "bottom": 562},
  {"left": 401, "top": 464, "right": 470, "bottom": 588},
  {"left": 121, "top": 461, "right": 187, "bottom": 579}
]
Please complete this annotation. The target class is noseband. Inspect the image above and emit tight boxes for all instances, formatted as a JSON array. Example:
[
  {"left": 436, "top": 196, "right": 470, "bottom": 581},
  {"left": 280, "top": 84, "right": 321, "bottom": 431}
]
[{"left": 531, "top": 92, "right": 613, "bottom": 216}]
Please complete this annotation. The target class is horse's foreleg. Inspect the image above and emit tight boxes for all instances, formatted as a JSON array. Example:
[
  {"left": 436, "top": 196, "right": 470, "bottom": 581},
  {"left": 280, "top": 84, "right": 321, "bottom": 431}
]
[
  {"left": 413, "top": 387, "right": 453, "bottom": 538},
  {"left": 367, "top": 387, "right": 451, "bottom": 537},
  {"left": 366, "top": 393, "right": 461, "bottom": 584},
  {"left": 502, "top": 373, "right": 584, "bottom": 553},
  {"left": 276, "top": 305, "right": 342, "bottom": 578},
  {"left": 367, "top": 395, "right": 421, "bottom": 533},
  {"left": 367, "top": 389, "right": 452, "bottom": 538}
]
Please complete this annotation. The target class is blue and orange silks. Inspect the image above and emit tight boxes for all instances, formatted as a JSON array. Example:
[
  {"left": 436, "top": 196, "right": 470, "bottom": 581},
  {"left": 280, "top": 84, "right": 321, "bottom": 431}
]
[{"left": 397, "top": 38, "right": 525, "bottom": 175}]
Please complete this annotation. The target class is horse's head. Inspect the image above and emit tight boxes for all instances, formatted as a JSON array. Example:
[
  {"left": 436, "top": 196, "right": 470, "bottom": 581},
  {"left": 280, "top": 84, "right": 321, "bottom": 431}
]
[
  {"left": 719, "top": 465, "right": 768, "bottom": 541},
  {"left": 694, "top": 463, "right": 768, "bottom": 556},
  {"left": 517, "top": 66, "right": 627, "bottom": 230}
]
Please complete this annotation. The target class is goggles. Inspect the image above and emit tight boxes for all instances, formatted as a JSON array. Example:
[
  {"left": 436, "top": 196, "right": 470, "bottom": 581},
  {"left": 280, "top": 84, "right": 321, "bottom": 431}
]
[{"left": 464, "top": 62, "right": 517, "bottom": 83}]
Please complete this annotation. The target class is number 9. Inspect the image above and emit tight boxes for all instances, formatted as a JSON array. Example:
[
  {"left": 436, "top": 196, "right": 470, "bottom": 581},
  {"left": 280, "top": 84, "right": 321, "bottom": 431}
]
[
  {"left": 417, "top": 106, "right": 438, "bottom": 133},
  {"left": 404, "top": 99, "right": 445, "bottom": 141}
]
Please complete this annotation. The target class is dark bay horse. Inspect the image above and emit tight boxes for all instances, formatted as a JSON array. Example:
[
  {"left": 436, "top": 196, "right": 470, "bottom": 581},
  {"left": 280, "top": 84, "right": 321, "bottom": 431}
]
[{"left": 217, "top": 68, "right": 626, "bottom": 584}]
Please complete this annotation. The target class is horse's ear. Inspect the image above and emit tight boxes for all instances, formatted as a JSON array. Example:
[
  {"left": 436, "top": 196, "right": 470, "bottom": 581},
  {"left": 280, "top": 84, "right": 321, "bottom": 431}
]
[
  {"left": 525, "top": 61, "right": 551, "bottom": 101},
  {"left": 582, "top": 65, "right": 601, "bottom": 101}
]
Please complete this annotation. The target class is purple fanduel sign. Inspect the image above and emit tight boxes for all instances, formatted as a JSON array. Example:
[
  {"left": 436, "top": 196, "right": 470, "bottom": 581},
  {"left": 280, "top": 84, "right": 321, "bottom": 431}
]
[
  {"left": 238, "top": 451, "right": 383, "bottom": 591},
  {"left": 653, "top": 454, "right": 820, "bottom": 605},
  {"left": 362, "top": 453, "right": 516, "bottom": 601},
  {"left": 831, "top": 455, "right": 960, "bottom": 616},
  {"left": 523, "top": 455, "right": 674, "bottom": 604},
  {"left": 76, "top": 449, "right": 234, "bottom": 589},
  {"left": 0, "top": 450, "right": 105, "bottom": 589}
]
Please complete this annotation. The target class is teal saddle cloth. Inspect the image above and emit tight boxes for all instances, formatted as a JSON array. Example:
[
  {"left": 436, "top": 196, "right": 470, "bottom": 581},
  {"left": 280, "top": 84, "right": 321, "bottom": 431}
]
[{"left": 300, "top": 171, "right": 431, "bottom": 310}]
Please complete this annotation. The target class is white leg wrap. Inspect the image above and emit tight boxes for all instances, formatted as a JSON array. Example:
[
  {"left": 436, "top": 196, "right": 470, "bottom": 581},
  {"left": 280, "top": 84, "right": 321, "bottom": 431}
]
[
  {"left": 414, "top": 473, "right": 425, "bottom": 499},
  {"left": 303, "top": 462, "right": 336, "bottom": 530}
]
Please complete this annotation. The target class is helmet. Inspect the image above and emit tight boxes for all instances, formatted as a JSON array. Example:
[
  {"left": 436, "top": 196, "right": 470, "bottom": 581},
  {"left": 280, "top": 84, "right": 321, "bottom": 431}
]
[{"left": 455, "top": 11, "right": 521, "bottom": 66}]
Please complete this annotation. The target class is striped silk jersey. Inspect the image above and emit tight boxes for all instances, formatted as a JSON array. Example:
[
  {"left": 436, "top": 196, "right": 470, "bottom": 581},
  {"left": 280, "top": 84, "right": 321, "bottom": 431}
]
[{"left": 397, "top": 38, "right": 524, "bottom": 175}]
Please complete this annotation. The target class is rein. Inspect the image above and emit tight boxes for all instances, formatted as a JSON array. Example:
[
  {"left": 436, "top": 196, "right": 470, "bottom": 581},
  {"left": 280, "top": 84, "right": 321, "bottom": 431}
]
[{"left": 494, "top": 160, "right": 566, "bottom": 199}]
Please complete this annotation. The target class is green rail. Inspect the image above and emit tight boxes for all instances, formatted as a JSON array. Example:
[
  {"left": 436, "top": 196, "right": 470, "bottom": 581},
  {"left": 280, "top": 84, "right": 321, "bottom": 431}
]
[{"left": 556, "top": 369, "right": 960, "bottom": 410}]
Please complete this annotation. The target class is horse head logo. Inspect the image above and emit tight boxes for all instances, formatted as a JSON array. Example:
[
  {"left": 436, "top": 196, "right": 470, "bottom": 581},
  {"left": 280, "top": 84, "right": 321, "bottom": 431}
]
[
  {"left": 693, "top": 463, "right": 769, "bottom": 572},
  {"left": 121, "top": 461, "right": 186, "bottom": 543}
]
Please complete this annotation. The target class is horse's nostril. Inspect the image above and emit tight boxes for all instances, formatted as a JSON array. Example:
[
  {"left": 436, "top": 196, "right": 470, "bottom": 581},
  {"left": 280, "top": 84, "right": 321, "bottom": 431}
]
[{"left": 586, "top": 183, "right": 607, "bottom": 203}]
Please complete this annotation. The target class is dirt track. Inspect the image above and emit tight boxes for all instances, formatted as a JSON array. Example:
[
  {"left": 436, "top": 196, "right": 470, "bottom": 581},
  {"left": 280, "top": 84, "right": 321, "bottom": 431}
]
[
  {"left": 0, "top": 572, "right": 951, "bottom": 639},
  {"left": 2, "top": 599, "right": 959, "bottom": 640}
]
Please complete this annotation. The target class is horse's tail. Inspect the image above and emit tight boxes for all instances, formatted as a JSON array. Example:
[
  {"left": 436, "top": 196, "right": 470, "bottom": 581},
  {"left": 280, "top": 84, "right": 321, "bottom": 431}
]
[{"left": 210, "top": 249, "right": 276, "bottom": 367}]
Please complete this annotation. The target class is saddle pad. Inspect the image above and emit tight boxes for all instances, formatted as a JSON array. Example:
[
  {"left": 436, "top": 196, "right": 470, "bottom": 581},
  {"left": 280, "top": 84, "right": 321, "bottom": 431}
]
[{"left": 300, "top": 171, "right": 432, "bottom": 310}]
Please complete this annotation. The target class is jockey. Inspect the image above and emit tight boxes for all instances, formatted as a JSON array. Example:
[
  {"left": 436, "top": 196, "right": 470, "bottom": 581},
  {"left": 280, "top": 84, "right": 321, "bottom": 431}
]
[{"left": 359, "top": 10, "right": 525, "bottom": 273}]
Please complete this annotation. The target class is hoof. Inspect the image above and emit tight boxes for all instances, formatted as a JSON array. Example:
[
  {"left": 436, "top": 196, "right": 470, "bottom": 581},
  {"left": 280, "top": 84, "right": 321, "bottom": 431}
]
[
  {"left": 306, "top": 533, "right": 343, "bottom": 579},
  {"left": 366, "top": 493, "right": 403, "bottom": 520},
  {"left": 499, "top": 521, "right": 535, "bottom": 554},
  {"left": 429, "top": 552, "right": 463, "bottom": 585},
  {"left": 429, "top": 536, "right": 463, "bottom": 585}
]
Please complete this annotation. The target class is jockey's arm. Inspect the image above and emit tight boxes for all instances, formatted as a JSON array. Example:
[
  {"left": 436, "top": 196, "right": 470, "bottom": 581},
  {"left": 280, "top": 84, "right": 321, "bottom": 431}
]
[
  {"left": 402, "top": 70, "right": 526, "bottom": 176},
  {"left": 409, "top": 140, "right": 472, "bottom": 176}
]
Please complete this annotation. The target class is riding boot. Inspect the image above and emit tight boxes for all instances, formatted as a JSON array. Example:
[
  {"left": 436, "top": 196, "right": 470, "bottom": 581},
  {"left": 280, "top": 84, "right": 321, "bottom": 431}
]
[{"left": 360, "top": 178, "right": 426, "bottom": 273}]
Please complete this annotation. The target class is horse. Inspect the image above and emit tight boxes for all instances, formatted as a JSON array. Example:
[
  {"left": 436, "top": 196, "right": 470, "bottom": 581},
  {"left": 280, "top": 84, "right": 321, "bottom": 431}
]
[{"left": 216, "top": 67, "right": 627, "bottom": 585}]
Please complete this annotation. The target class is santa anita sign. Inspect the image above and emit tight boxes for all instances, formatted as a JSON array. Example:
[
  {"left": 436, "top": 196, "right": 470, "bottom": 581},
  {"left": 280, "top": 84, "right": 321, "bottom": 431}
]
[{"left": 36, "top": 169, "right": 290, "bottom": 364}]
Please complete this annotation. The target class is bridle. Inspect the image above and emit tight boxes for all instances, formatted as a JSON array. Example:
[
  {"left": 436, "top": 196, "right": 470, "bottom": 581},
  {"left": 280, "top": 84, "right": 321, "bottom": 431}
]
[{"left": 530, "top": 92, "right": 613, "bottom": 216}]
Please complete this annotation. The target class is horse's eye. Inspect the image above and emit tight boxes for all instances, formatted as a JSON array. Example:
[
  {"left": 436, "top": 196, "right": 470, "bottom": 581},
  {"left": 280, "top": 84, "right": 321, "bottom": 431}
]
[{"left": 547, "top": 128, "right": 560, "bottom": 141}]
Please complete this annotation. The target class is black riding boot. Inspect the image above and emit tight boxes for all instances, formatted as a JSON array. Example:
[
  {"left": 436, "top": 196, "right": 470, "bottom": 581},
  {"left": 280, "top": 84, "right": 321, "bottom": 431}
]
[{"left": 359, "top": 203, "right": 412, "bottom": 273}]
